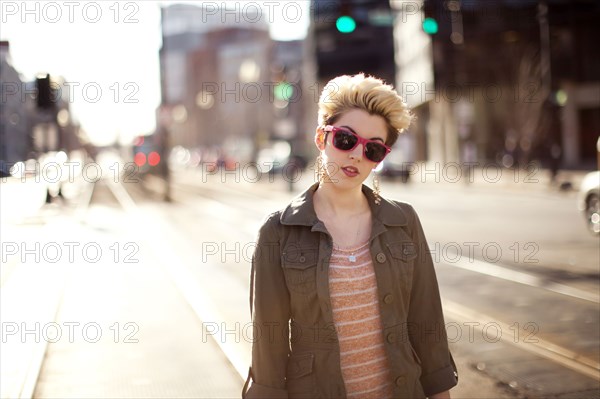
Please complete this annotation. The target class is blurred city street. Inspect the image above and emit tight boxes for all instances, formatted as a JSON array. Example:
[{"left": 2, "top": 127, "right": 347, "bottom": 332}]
[{"left": 1, "top": 159, "right": 598, "bottom": 398}]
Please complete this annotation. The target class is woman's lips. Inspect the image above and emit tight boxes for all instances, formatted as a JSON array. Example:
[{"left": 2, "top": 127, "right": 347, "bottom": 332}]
[{"left": 341, "top": 166, "right": 359, "bottom": 177}]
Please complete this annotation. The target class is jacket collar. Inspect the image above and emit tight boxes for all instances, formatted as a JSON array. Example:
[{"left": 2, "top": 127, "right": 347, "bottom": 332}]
[{"left": 280, "top": 182, "right": 408, "bottom": 227}]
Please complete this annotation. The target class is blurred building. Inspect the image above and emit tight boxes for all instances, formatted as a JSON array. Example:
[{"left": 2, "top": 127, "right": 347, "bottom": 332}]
[
  {"left": 1, "top": 41, "right": 82, "bottom": 176},
  {"left": 0, "top": 41, "right": 29, "bottom": 175},
  {"left": 392, "top": 0, "right": 434, "bottom": 164},
  {"left": 159, "top": 4, "right": 273, "bottom": 164},
  {"left": 402, "top": 0, "right": 600, "bottom": 169}
]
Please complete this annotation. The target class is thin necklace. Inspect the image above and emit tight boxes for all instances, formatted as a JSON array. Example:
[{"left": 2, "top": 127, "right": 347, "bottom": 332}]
[{"left": 348, "top": 224, "right": 361, "bottom": 263}]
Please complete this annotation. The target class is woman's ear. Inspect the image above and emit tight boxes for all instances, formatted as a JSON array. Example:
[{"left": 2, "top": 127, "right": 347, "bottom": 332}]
[{"left": 314, "top": 126, "right": 326, "bottom": 151}]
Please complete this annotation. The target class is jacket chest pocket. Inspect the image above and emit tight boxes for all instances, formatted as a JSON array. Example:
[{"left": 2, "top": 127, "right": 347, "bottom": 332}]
[
  {"left": 282, "top": 246, "right": 318, "bottom": 295},
  {"left": 387, "top": 241, "right": 418, "bottom": 291}
]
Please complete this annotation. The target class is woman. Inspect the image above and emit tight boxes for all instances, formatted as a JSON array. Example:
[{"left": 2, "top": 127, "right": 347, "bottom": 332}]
[{"left": 243, "top": 74, "right": 458, "bottom": 398}]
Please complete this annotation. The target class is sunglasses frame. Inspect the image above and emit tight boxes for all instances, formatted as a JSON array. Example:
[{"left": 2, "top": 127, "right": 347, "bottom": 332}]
[{"left": 323, "top": 125, "right": 391, "bottom": 163}]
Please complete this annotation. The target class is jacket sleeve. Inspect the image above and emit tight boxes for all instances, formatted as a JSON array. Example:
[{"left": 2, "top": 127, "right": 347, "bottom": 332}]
[
  {"left": 404, "top": 205, "right": 458, "bottom": 397},
  {"left": 242, "top": 212, "right": 291, "bottom": 399}
]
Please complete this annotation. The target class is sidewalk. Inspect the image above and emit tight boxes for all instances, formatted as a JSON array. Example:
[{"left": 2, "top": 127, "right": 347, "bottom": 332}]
[
  {"left": 397, "top": 163, "right": 590, "bottom": 195},
  {"left": 1, "top": 187, "right": 242, "bottom": 399},
  {"left": 376, "top": 163, "right": 590, "bottom": 197},
  {"left": 0, "top": 177, "right": 48, "bottom": 224}
]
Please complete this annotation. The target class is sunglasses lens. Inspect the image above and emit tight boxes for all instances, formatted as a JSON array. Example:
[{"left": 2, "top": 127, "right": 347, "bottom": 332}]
[
  {"left": 328, "top": 127, "right": 389, "bottom": 162},
  {"left": 365, "top": 143, "right": 388, "bottom": 162},
  {"left": 333, "top": 129, "right": 358, "bottom": 151}
]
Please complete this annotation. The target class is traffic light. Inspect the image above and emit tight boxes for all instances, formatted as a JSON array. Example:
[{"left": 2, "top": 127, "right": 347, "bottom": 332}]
[
  {"left": 336, "top": 15, "right": 356, "bottom": 33},
  {"left": 422, "top": 17, "right": 439, "bottom": 34},
  {"left": 274, "top": 81, "right": 294, "bottom": 101},
  {"left": 314, "top": 0, "right": 395, "bottom": 84},
  {"left": 36, "top": 74, "right": 55, "bottom": 109}
]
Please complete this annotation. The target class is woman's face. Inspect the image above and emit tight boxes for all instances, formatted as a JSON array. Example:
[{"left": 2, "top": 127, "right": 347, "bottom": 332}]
[{"left": 316, "top": 108, "right": 388, "bottom": 189}]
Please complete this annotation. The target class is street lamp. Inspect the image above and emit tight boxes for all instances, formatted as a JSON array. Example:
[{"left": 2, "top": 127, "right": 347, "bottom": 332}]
[
  {"left": 57, "top": 109, "right": 70, "bottom": 127},
  {"left": 195, "top": 91, "right": 214, "bottom": 110},
  {"left": 538, "top": 0, "right": 552, "bottom": 97},
  {"left": 239, "top": 59, "right": 262, "bottom": 160},
  {"left": 239, "top": 59, "right": 260, "bottom": 83},
  {"left": 172, "top": 105, "right": 187, "bottom": 124}
]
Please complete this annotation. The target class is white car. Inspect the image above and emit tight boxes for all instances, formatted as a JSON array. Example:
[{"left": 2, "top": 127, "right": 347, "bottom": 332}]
[{"left": 578, "top": 171, "right": 600, "bottom": 234}]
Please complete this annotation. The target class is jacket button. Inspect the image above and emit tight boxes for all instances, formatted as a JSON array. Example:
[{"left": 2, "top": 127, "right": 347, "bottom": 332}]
[
  {"left": 387, "top": 333, "right": 396, "bottom": 343},
  {"left": 299, "top": 256, "right": 306, "bottom": 262},
  {"left": 376, "top": 253, "right": 386, "bottom": 263},
  {"left": 395, "top": 376, "right": 405, "bottom": 387},
  {"left": 383, "top": 294, "right": 393, "bottom": 304},
  {"left": 403, "top": 247, "right": 412, "bottom": 256}
]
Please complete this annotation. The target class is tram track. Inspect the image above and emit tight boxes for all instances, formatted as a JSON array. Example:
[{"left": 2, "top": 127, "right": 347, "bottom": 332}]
[
  {"left": 120, "top": 173, "right": 600, "bottom": 396},
  {"left": 162, "top": 176, "right": 600, "bottom": 388}
]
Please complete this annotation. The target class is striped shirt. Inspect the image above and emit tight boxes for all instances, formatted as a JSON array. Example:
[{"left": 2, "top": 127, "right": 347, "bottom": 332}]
[{"left": 329, "top": 241, "right": 393, "bottom": 398}]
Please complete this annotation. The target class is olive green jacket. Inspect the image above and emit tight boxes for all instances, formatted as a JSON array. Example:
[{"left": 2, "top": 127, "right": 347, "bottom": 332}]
[{"left": 243, "top": 183, "right": 458, "bottom": 398}]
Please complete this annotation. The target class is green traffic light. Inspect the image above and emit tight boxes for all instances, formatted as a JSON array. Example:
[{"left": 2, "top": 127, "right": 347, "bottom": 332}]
[
  {"left": 422, "top": 17, "right": 438, "bottom": 34},
  {"left": 336, "top": 16, "right": 356, "bottom": 33},
  {"left": 274, "top": 82, "right": 294, "bottom": 101}
]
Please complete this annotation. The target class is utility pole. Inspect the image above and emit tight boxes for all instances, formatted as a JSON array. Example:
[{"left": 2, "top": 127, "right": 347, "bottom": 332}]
[{"left": 538, "top": 0, "right": 552, "bottom": 98}]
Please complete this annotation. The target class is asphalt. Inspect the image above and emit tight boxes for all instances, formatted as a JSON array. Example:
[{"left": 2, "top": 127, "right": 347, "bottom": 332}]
[{"left": 1, "top": 164, "right": 597, "bottom": 399}]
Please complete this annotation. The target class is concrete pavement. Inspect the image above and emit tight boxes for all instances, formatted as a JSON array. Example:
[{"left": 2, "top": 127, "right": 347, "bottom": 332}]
[{"left": 1, "top": 181, "right": 243, "bottom": 399}]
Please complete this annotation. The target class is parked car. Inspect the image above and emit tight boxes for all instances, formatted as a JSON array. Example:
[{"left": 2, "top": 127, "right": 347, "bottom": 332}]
[
  {"left": 378, "top": 158, "right": 411, "bottom": 182},
  {"left": 377, "top": 133, "right": 415, "bottom": 183},
  {"left": 578, "top": 171, "right": 600, "bottom": 234},
  {"left": 256, "top": 141, "right": 291, "bottom": 176}
]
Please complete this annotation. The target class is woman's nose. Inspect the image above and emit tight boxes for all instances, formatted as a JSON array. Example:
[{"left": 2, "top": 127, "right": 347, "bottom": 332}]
[{"left": 348, "top": 144, "right": 363, "bottom": 160}]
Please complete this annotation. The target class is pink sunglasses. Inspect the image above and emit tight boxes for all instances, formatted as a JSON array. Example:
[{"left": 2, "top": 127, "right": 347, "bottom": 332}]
[{"left": 323, "top": 125, "right": 391, "bottom": 163}]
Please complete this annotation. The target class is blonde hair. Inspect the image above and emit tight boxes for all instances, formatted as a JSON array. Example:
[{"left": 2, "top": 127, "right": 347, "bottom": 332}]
[{"left": 317, "top": 74, "right": 413, "bottom": 147}]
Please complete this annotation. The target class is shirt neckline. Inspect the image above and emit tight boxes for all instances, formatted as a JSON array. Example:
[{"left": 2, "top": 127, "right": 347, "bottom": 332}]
[{"left": 332, "top": 239, "right": 370, "bottom": 253}]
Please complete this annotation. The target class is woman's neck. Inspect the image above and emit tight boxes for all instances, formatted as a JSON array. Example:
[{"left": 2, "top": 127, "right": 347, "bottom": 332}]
[{"left": 313, "top": 182, "right": 369, "bottom": 219}]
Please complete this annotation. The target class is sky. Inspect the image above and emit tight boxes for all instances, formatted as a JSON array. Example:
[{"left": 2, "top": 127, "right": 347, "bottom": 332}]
[{"left": 0, "top": 1, "right": 309, "bottom": 146}]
